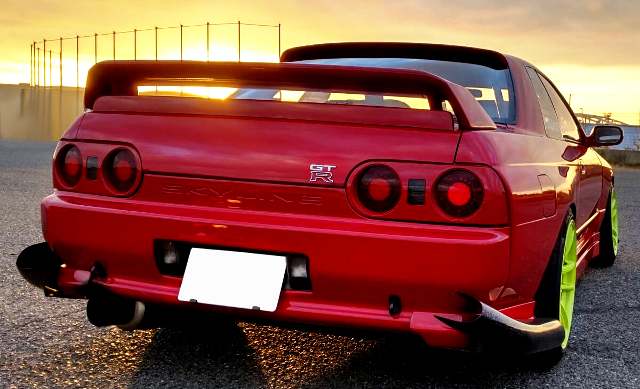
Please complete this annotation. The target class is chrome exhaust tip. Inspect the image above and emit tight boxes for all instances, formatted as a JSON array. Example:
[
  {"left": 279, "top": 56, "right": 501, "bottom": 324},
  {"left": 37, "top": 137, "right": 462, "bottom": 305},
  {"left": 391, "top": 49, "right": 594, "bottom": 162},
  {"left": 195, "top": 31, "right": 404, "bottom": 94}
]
[{"left": 87, "top": 291, "right": 146, "bottom": 331}]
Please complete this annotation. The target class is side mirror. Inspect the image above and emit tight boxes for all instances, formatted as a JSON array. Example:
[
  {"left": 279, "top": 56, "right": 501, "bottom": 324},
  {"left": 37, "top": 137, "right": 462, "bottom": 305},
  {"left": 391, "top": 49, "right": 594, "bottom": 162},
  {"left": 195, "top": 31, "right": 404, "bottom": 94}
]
[{"left": 589, "top": 125, "right": 624, "bottom": 147}]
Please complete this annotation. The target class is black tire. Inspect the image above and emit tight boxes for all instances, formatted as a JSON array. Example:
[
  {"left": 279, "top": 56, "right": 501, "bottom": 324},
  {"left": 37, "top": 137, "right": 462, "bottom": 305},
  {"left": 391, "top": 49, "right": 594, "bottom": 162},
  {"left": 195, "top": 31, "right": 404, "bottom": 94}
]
[
  {"left": 532, "top": 209, "right": 576, "bottom": 363},
  {"left": 590, "top": 189, "right": 617, "bottom": 268}
]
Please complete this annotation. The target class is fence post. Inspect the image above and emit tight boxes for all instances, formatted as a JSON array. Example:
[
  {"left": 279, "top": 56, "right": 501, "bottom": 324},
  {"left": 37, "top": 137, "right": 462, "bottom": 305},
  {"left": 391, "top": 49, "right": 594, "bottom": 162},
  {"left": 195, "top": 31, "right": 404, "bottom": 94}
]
[
  {"left": 76, "top": 35, "right": 79, "bottom": 88},
  {"left": 60, "top": 37, "right": 63, "bottom": 88},
  {"left": 238, "top": 21, "right": 241, "bottom": 62},
  {"left": 30, "top": 44, "right": 33, "bottom": 86},
  {"left": 37, "top": 47, "right": 40, "bottom": 87},
  {"left": 206, "top": 22, "right": 209, "bottom": 62},
  {"left": 43, "top": 39, "right": 46, "bottom": 87}
]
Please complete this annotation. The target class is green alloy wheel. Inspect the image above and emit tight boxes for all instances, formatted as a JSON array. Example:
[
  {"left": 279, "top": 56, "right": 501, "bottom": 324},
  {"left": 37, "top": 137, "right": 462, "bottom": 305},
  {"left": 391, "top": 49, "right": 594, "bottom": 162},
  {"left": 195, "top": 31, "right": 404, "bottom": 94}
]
[
  {"left": 534, "top": 209, "right": 578, "bottom": 356},
  {"left": 559, "top": 219, "right": 577, "bottom": 349}
]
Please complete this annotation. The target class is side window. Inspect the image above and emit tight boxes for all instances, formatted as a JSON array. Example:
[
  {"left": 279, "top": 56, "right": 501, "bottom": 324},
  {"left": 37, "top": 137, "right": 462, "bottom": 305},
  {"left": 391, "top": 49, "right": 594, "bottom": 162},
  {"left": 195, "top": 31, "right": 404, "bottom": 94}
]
[
  {"left": 538, "top": 75, "right": 581, "bottom": 142},
  {"left": 525, "top": 67, "right": 562, "bottom": 140}
]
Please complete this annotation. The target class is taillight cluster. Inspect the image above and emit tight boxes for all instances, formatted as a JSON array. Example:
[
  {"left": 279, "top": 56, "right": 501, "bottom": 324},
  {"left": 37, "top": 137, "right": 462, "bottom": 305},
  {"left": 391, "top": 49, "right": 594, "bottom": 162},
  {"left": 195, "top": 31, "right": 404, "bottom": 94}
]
[
  {"left": 57, "top": 145, "right": 83, "bottom": 188},
  {"left": 103, "top": 149, "right": 138, "bottom": 193},
  {"left": 356, "top": 165, "right": 402, "bottom": 213},
  {"left": 433, "top": 170, "right": 484, "bottom": 218},
  {"left": 349, "top": 162, "right": 506, "bottom": 225},
  {"left": 54, "top": 141, "right": 142, "bottom": 197}
]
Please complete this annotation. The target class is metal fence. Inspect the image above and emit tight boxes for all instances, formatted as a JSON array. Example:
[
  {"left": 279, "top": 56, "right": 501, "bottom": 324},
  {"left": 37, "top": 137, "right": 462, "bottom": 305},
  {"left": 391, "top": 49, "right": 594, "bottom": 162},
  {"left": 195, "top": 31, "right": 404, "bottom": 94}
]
[{"left": 30, "top": 21, "right": 281, "bottom": 88}]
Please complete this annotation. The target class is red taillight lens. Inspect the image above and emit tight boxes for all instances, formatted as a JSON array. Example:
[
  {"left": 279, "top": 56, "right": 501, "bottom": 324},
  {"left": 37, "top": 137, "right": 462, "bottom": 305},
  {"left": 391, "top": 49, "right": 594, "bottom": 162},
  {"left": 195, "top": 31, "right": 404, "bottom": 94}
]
[
  {"left": 434, "top": 170, "right": 483, "bottom": 218},
  {"left": 104, "top": 149, "right": 138, "bottom": 193},
  {"left": 58, "top": 145, "right": 83, "bottom": 187},
  {"left": 356, "top": 165, "right": 401, "bottom": 213}
]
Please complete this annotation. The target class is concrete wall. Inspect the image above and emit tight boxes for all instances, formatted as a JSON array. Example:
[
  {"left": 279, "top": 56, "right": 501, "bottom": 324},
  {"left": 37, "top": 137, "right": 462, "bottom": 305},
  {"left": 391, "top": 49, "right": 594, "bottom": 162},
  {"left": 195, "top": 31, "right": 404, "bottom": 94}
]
[
  {"left": 0, "top": 84, "right": 84, "bottom": 142},
  {"left": 597, "top": 148, "right": 640, "bottom": 167}
]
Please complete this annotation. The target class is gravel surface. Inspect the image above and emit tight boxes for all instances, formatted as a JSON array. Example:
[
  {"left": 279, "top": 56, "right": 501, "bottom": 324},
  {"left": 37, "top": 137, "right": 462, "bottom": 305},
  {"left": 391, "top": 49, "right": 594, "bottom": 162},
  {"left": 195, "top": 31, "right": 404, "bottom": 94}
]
[{"left": 1, "top": 139, "right": 639, "bottom": 388}]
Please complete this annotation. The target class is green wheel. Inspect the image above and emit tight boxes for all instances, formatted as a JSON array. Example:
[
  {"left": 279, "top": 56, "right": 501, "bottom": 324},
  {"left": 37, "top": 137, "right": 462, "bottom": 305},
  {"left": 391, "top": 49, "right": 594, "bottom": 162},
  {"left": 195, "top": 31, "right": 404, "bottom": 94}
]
[
  {"left": 535, "top": 209, "right": 578, "bottom": 355},
  {"left": 591, "top": 188, "right": 618, "bottom": 267},
  {"left": 559, "top": 218, "right": 577, "bottom": 349}
]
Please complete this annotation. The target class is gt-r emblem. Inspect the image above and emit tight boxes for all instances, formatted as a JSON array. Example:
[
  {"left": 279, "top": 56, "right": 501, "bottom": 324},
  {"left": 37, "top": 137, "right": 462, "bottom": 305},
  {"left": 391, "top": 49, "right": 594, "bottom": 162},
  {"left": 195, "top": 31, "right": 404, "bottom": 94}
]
[{"left": 309, "top": 164, "right": 336, "bottom": 183}]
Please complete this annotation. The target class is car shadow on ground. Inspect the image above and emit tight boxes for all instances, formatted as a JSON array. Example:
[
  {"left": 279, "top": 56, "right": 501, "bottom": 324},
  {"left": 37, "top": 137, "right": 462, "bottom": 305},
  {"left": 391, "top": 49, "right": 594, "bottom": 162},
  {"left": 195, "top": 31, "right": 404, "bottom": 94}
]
[{"left": 128, "top": 319, "right": 558, "bottom": 389}]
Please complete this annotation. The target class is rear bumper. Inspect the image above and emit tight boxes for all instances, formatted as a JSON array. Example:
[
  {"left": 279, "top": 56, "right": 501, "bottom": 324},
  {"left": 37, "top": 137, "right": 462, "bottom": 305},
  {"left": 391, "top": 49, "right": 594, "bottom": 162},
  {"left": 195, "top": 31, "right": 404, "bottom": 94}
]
[{"left": 34, "top": 191, "right": 524, "bottom": 350}]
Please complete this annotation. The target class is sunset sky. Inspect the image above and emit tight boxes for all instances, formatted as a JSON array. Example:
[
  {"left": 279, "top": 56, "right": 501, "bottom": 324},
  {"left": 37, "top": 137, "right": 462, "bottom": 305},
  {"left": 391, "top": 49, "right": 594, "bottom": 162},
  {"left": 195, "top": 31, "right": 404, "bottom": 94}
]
[{"left": 1, "top": 0, "right": 639, "bottom": 123}]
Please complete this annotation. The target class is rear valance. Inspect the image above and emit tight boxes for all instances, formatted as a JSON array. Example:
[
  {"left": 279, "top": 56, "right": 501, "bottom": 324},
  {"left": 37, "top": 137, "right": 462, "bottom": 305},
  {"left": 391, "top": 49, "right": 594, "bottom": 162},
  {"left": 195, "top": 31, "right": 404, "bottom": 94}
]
[{"left": 84, "top": 61, "right": 496, "bottom": 130}]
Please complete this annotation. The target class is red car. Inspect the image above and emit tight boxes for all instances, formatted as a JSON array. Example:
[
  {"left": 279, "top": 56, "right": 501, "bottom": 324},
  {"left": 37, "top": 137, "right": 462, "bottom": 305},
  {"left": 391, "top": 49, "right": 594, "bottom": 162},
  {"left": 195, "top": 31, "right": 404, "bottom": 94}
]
[{"left": 18, "top": 43, "right": 622, "bottom": 359}]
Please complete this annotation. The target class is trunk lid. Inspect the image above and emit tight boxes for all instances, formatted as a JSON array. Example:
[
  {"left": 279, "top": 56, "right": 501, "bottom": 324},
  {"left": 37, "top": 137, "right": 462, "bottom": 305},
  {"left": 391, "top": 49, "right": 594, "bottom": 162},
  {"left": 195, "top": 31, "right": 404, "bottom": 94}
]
[{"left": 78, "top": 97, "right": 461, "bottom": 186}]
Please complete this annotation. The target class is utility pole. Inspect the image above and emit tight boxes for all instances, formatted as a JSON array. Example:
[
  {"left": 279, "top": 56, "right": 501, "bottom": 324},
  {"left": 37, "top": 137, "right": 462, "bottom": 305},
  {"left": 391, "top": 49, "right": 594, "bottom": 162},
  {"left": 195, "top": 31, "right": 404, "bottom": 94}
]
[
  {"left": 238, "top": 20, "right": 241, "bottom": 62},
  {"left": 95, "top": 33, "right": 98, "bottom": 64},
  {"left": 134, "top": 29, "right": 137, "bottom": 60},
  {"left": 37, "top": 47, "right": 40, "bottom": 87},
  {"left": 113, "top": 31, "right": 116, "bottom": 60},
  {"left": 568, "top": 94, "right": 572, "bottom": 106},
  {"left": 206, "top": 22, "right": 209, "bottom": 62},
  {"left": 278, "top": 24, "right": 281, "bottom": 58},
  {"left": 155, "top": 26, "right": 158, "bottom": 60},
  {"left": 180, "top": 23, "right": 183, "bottom": 61}
]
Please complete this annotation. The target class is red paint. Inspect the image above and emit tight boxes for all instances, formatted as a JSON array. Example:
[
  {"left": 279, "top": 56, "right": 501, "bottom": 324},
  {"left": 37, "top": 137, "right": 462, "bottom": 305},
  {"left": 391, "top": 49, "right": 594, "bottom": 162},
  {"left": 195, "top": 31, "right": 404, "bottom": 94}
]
[{"left": 35, "top": 43, "right": 616, "bottom": 351}]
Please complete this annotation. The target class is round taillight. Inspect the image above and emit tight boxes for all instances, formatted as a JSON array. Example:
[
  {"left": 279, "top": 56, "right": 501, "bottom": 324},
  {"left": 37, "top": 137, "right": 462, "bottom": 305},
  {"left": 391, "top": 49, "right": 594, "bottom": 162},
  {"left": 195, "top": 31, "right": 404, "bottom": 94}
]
[
  {"left": 434, "top": 170, "right": 483, "bottom": 218},
  {"left": 104, "top": 149, "right": 138, "bottom": 193},
  {"left": 356, "top": 165, "right": 401, "bottom": 213},
  {"left": 58, "top": 145, "right": 83, "bottom": 187}
]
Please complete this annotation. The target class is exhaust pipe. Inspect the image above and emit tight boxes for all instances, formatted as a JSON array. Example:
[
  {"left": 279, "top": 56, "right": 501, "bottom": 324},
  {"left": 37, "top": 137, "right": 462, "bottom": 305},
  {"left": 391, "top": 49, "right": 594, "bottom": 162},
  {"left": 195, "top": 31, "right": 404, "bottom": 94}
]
[
  {"left": 87, "top": 292, "right": 146, "bottom": 331},
  {"left": 16, "top": 242, "right": 66, "bottom": 296},
  {"left": 435, "top": 292, "right": 565, "bottom": 354}
]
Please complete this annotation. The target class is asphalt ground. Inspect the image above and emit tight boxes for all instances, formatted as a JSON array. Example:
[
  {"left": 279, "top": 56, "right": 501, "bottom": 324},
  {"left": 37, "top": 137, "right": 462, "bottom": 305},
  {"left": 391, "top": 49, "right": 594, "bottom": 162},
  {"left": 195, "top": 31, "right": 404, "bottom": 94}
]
[{"left": 1, "top": 139, "right": 639, "bottom": 388}]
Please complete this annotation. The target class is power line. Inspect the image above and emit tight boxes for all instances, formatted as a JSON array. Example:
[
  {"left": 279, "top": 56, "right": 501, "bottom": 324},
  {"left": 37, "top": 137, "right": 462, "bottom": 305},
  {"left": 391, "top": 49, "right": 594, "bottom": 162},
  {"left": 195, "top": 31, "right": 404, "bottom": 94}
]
[{"left": 569, "top": 93, "right": 640, "bottom": 97}]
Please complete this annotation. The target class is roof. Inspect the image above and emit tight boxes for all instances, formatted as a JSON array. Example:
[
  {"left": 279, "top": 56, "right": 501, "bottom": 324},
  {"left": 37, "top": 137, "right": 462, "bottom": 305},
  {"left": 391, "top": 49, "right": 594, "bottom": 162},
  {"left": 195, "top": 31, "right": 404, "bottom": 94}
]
[{"left": 280, "top": 42, "right": 510, "bottom": 70}]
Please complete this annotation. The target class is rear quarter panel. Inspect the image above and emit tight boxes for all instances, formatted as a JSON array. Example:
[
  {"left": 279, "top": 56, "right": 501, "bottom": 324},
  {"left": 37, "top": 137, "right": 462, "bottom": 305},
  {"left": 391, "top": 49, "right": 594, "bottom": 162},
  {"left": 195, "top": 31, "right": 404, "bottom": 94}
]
[{"left": 456, "top": 129, "right": 579, "bottom": 307}]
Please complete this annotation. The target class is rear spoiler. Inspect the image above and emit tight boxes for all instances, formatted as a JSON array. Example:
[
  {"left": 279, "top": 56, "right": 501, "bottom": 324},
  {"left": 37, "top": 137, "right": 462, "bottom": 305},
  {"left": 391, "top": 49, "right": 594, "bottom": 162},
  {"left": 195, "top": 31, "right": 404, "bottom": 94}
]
[{"left": 84, "top": 61, "right": 496, "bottom": 130}]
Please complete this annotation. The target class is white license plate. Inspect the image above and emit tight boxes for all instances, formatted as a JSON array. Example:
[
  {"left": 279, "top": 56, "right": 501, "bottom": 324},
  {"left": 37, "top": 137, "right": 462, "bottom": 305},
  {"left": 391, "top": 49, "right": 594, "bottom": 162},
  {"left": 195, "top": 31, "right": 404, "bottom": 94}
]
[{"left": 178, "top": 248, "right": 286, "bottom": 312}]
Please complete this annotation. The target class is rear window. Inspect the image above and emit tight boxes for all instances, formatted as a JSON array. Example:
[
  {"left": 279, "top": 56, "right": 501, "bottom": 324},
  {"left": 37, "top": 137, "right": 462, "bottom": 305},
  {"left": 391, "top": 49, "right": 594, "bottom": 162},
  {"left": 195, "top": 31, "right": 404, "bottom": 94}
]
[{"left": 291, "top": 58, "right": 515, "bottom": 123}]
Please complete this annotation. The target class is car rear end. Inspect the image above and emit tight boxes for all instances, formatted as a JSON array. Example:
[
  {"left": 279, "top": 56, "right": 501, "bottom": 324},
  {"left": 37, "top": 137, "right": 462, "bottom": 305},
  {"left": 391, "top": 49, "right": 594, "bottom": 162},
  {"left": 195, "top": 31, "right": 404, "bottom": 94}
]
[{"left": 18, "top": 60, "right": 561, "bottom": 353}]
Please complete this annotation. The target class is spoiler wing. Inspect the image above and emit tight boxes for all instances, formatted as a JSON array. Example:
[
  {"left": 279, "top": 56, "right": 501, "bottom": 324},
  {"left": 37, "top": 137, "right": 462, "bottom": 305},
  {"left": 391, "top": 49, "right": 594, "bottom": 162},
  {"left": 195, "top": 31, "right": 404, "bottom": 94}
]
[{"left": 84, "top": 60, "right": 496, "bottom": 130}]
